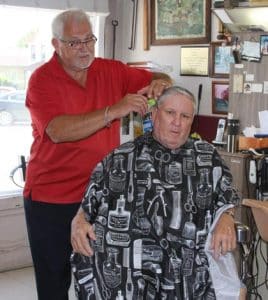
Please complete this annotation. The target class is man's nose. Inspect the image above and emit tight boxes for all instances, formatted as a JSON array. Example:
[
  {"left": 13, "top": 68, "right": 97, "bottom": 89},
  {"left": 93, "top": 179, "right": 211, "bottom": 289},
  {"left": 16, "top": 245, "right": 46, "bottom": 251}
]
[
  {"left": 78, "top": 43, "right": 88, "bottom": 51},
  {"left": 172, "top": 114, "right": 182, "bottom": 125}
]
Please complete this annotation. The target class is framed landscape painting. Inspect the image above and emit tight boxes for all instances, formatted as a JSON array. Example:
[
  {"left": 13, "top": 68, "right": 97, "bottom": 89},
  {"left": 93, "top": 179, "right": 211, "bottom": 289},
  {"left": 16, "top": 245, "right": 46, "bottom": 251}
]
[{"left": 150, "top": 0, "right": 211, "bottom": 45}]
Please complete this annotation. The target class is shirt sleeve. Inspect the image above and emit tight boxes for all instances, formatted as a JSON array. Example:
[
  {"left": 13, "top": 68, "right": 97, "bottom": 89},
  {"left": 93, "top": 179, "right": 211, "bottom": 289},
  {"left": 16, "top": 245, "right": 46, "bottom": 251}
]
[{"left": 26, "top": 69, "right": 65, "bottom": 138}]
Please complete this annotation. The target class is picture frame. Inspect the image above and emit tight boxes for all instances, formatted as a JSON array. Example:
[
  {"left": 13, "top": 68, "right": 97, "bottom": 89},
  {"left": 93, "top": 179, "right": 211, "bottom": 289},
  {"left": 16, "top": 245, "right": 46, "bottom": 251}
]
[
  {"left": 260, "top": 35, "right": 268, "bottom": 55},
  {"left": 241, "top": 40, "right": 261, "bottom": 62},
  {"left": 212, "top": 81, "right": 229, "bottom": 115},
  {"left": 180, "top": 46, "right": 209, "bottom": 76},
  {"left": 210, "top": 42, "right": 235, "bottom": 78},
  {"left": 150, "top": 0, "right": 211, "bottom": 45}
]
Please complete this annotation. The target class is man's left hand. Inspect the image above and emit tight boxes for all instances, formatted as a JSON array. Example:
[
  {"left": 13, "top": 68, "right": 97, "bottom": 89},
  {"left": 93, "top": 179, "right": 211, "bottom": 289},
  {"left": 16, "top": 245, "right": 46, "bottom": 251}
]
[
  {"left": 210, "top": 212, "right": 237, "bottom": 259},
  {"left": 138, "top": 79, "right": 172, "bottom": 99}
]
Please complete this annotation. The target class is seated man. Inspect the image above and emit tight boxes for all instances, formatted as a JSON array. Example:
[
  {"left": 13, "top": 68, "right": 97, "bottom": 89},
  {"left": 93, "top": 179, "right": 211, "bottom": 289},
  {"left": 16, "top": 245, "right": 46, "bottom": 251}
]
[{"left": 71, "top": 86, "right": 240, "bottom": 299}]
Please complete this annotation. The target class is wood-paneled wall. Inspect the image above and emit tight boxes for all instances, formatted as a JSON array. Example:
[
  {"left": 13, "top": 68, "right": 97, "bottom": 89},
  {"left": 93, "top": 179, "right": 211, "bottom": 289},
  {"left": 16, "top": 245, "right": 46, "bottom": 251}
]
[{"left": 229, "top": 31, "right": 268, "bottom": 131}]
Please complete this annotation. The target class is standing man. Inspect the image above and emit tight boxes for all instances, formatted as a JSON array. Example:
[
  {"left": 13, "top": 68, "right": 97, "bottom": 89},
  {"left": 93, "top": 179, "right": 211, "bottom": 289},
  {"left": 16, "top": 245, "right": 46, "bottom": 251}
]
[{"left": 23, "top": 8, "right": 171, "bottom": 300}]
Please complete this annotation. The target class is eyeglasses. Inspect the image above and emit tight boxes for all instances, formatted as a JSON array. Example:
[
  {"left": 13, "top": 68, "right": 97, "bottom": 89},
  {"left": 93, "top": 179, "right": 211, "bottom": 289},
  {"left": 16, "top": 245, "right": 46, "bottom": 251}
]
[{"left": 59, "top": 35, "right": 97, "bottom": 49}]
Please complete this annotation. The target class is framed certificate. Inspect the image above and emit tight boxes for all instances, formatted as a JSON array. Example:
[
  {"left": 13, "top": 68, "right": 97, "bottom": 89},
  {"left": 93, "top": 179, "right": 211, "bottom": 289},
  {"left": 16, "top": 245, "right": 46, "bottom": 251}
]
[{"left": 180, "top": 46, "right": 209, "bottom": 76}]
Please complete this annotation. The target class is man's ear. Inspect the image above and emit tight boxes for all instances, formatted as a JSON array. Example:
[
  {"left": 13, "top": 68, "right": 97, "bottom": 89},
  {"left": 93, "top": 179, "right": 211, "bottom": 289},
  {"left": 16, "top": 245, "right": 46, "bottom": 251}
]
[
  {"left": 52, "top": 38, "right": 59, "bottom": 53},
  {"left": 151, "top": 107, "right": 157, "bottom": 123}
]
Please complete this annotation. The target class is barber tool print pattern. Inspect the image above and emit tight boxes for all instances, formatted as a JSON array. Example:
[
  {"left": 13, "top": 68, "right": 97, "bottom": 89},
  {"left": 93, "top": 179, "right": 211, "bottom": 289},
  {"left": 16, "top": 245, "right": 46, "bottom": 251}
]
[{"left": 71, "top": 132, "right": 239, "bottom": 300}]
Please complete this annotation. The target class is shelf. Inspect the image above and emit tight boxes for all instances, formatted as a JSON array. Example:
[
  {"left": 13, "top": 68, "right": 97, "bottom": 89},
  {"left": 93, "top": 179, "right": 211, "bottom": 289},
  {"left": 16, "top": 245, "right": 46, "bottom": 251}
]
[{"left": 212, "top": 3, "right": 268, "bottom": 32}]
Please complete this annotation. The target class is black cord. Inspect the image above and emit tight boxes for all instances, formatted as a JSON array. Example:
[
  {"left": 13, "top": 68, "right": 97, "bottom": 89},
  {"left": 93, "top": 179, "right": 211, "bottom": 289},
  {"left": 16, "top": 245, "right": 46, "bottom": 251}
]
[
  {"left": 20, "top": 155, "right": 26, "bottom": 181},
  {"left": 9, "top": 162, "right": 27, "bottom": 188},
  {"left": 258, "top": 239, "right": 268, "bottom": 289},
  {"left": 253, "top": 156, "right": 268, "bottom": 298},
  {"left": 197, "top": 83, "right": 202, "bottom": 116},
  {"left": 248, "top": 236, "right": 263, "bottom": 299},
  {"left": 192, "top": 84, "right": 202, "bottom": 134},
  {"left": 235, "top": 154, "right": 268, "bottom": 299}
]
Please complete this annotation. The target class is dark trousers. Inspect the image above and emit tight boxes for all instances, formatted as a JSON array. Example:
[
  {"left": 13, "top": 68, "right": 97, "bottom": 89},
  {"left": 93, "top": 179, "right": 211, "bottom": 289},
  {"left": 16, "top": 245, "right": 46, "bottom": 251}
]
[{"left": 24, "top": 196, "right": 80, "bottom": 300}]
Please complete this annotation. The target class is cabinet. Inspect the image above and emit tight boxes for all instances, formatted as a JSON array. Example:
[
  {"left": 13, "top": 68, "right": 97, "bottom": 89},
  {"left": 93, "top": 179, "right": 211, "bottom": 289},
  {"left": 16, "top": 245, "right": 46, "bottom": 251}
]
[
  {"left": 218, "top": 150, "right": 255, "bottom": 199},
  {"left": 0, "top": 196, "right": 32, "bottom": 271},
  {"left": 218, "top": 150, "right": 256, "bottom": 225},
  {"left": 218, "top": 150, "right": 257, "bottom": 296}
]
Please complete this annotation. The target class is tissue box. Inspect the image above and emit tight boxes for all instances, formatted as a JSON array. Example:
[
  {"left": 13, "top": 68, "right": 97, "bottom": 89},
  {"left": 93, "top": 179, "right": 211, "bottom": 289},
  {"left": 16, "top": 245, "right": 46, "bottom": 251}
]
[{"left": 238, "top": 136, "right": 268, "bottom": 150}]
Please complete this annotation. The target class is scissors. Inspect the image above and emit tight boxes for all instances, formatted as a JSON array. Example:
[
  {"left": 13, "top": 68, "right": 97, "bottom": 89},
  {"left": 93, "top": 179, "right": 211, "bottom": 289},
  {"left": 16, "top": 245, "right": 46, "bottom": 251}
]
[
  {"left": 102, "top": 181, "right": 109, "bottom": 197},
  {"left": 184, "top": 196, "right": 197, "bottom": 214},
  {"left": 154, "top": 149, "right": 171, "bottom": 174},
  {"left": 95, "top": 253, "right": 111, "bottom": 299},
  {"left": 147, "top": 185, "right": 167, "bottom": 217},
  {"left": 100, "top": 279, "right": 111, "bottom": 300},
  {"left": 154, "top": 150, "right": 171, "bottom": 163},
  {"left": 184, "top": 176, "right": 197, "bottom": 214}
]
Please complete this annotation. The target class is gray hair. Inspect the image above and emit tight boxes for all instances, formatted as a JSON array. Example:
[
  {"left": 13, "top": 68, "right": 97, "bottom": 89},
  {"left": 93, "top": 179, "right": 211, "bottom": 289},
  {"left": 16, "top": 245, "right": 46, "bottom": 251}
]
[
  {"left": 157, "top": 86, "right": 196, "bottom": 114},
  {"left": 52, "top": 8, "right": 91, "bottom": 38}
]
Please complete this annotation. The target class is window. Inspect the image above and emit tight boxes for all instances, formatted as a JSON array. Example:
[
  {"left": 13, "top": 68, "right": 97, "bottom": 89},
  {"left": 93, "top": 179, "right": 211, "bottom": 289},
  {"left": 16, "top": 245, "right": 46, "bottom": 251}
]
[{"left": 0, "top": 5, "right": 102, "bottom": 197}]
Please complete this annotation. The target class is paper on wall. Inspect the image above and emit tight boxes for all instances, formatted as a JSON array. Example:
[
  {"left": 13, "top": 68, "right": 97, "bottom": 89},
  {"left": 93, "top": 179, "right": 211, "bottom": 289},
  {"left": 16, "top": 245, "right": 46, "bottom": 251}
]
[
  {"left": 259, "top": 110, "right": 268, "bottom": 133},
  {"left": 233, "top": 74, "right": 243, "bottom": 93},
  {"left": 245, "top": 73, "right": 254, "bottom": 81},
  {"left": 263, "top": 81, "right": 268, "bottom": 94},
  {"left": 251, "top": 83, "right": 263, "bottom": 93}
]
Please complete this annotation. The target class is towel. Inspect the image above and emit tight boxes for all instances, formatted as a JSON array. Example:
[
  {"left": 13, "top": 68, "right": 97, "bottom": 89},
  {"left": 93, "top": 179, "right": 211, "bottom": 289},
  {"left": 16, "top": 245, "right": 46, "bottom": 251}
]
[{"left": 205, "top": 205, "right": 242, "bottom": 300}]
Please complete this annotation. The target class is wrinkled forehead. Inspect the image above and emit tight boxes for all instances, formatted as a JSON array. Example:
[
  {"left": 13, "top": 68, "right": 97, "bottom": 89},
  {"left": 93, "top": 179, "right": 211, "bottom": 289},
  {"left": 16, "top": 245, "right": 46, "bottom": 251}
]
[
  {"left": 64, "top": 18, "right": 92, "bottom": 35},
  {"left": 158, "top": 93, "right": 194, "bottom": 109}
]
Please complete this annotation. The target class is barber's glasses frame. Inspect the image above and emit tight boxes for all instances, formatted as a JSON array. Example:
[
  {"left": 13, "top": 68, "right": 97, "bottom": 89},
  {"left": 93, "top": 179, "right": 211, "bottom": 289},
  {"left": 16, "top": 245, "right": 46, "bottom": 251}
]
[{"left": 59, "top": 35, "right": 97, "bottom": 49}]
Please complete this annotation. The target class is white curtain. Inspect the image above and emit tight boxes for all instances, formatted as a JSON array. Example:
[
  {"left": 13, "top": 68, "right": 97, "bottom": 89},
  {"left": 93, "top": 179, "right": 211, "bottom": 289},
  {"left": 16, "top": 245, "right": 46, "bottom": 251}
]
[{"left": 0, "top": 0, "right": 109, "bottom": 13}]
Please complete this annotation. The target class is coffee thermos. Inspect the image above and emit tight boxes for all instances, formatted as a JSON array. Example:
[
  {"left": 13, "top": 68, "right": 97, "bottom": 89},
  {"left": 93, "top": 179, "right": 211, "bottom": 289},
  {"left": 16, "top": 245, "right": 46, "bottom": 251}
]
[{"left": 227, "top": 119, "right": 240, "bottom": 153}]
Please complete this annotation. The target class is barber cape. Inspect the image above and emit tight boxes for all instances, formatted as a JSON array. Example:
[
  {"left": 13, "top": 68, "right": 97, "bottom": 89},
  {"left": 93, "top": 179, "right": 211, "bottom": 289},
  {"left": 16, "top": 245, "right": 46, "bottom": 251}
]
[
  {"left": 205, "top": 205, "right": 242, "bottom": 300},
  {"left": 71, "top": 132, "right": 240, "bottom": 300}
]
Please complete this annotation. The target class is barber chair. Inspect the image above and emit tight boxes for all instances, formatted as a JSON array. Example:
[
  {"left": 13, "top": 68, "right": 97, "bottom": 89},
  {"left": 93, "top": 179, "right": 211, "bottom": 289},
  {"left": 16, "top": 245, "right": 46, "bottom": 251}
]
[
  {"left": 232, "top": 221, "right": 253, "bottom": 300},
  {"left": 242, "top": 198, "right": 268, "bottom": 242},
  {"left": 235, "top": 198, "right": 268, "bottom": 300},
  {"left": 235, "top": 222, "right": 252, "bottom": 285}
]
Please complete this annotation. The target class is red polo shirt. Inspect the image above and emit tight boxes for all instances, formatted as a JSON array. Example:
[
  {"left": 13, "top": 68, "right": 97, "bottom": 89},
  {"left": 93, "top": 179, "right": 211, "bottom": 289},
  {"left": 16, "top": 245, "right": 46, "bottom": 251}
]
[{"left": 24, "top": 53, "right": 152, "bottom": 204}]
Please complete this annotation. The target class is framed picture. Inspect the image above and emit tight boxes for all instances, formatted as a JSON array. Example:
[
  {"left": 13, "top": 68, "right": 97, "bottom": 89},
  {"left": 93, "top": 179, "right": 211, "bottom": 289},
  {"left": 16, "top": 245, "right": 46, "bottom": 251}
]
[
  {"left": 241, "top": 40, "right": 261, "bottom": 62},
  {"left": 210, "top": 42, "right": 235, "bottom": 78},
  {"left": 150, "top": 0, "right": 211, "bottom": 45},
  {"left": 212, "top": 81, "right": 229, "bottom": 115},
  {"left": 180, "top": 46, "right": 209, "bottom": 76},
  {"left": 260, "top": 35, "right": 268, "bottom": 55}
]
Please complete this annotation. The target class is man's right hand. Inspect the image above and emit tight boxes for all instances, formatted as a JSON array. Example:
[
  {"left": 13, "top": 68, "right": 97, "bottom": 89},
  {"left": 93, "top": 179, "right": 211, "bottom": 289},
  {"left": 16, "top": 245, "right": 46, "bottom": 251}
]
[
  {"left": 71, "top": 208, "right": 96, "bottom": 256},
  {"left": 109, "top": 93, "right": 149, "bottom": 120}
]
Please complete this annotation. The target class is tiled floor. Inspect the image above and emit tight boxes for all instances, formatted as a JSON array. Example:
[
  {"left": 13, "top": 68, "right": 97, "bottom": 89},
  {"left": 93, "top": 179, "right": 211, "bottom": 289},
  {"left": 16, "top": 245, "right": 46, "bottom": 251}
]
[{"left": 0, "top": 266, "right": 76, "bottom": 300}]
